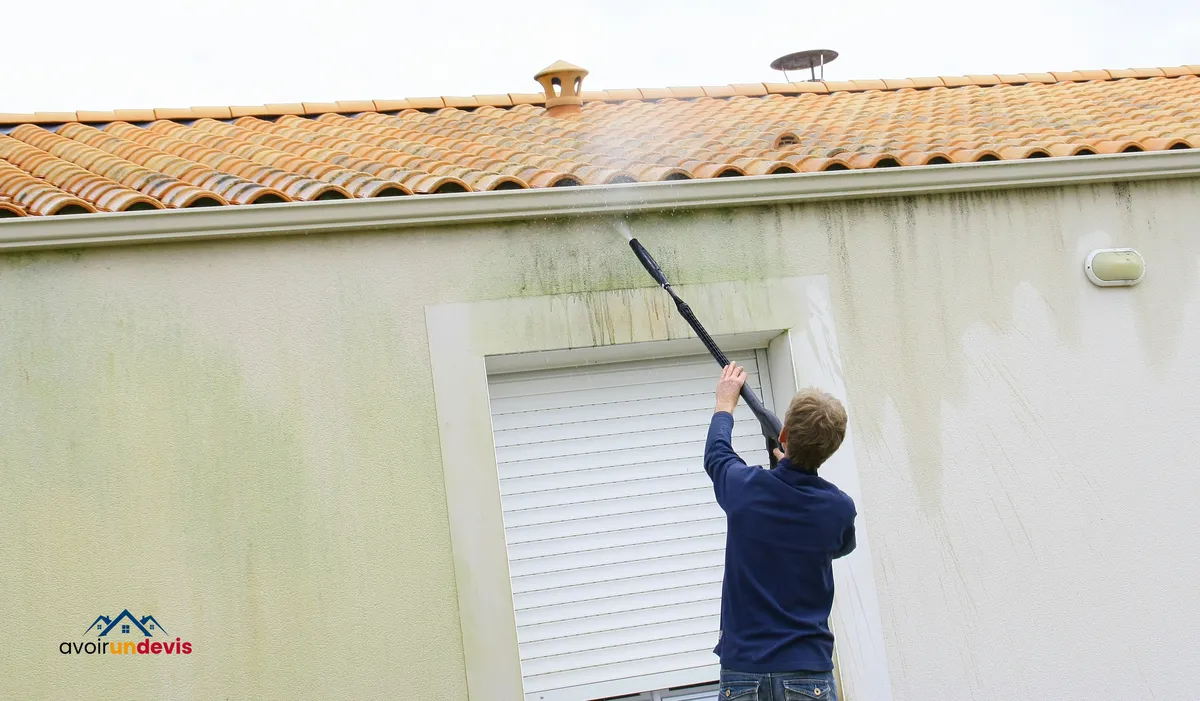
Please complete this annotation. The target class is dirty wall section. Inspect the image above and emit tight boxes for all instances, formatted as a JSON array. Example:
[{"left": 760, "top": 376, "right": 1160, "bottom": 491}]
[{"left": 1, "top": 176, "right": 1197, "bottom": 700}]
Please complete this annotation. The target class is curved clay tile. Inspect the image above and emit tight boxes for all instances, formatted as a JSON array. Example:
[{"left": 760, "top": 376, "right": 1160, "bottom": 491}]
[
  {"left": 763, "top": 161, "right": 802, "bottom": 175},
  {"left": 0, "top": 135, "right": 161, "bottom": 213},
  {"left": 948, "top": 148, "right": 1003, "bottom": 163},
  {"left": 560, "top": 165, "right": 636, "bottom": 185},
  {"left": 997, "top": 145, "right": 1053, "bottom": 159},
  {"left": 148, "top": 122, "right": 356, "bottom": 201},
  {"left": 1046, "top": 144, "right": 1099, "bottom": 157},
  {"left": 1091, "top": 139, "right": 1147, "bottom": 154},
  {"left": 394, "top": 173, "right": 470, "bottom": 194},
  {"left": 626, "top": 165, "right": 692, "bottom": 181},
  {"left": 518, "top": 171, "right": 575, "bottom": 188},
  {"left": 461, "top": 173, "right": 527, "bottom": 191},
  {"left": 0, "top": 194, "right": 29, "bottom": 217},
  {"left": 787, "top": 156, "right": 853, "bottom": 172},
  {"left": 841, "top": 153, "right": 901, "bottom": 169},
  {"left": 897, "top": 151, "right": 954, "bottom": 166},
  {"left": 103, "top": 122, "right": 290, "bottom": 205},
  {"left": 283, "top": 116, "right": 524, "bottom": 191},
  {"left": 20, "top": 124, "right": 228, "bottom": 209},
  {"left": 675, "top": 161, "right": 746, "bottom": 178},
  {"left": 1142, "top": 137, "right": 1194, "bottom": 150},
  {"left": 1, "top": 69, "right": 1195, "bottom": 215}
]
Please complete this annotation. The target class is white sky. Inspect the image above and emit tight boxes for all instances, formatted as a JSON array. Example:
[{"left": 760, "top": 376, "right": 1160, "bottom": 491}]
[{"left": 3, "top": 0, "right": 1197, "bottom": 113}]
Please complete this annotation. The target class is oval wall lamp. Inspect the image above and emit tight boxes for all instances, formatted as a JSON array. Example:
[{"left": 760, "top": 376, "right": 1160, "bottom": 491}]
[{"left": 1085, "top": 248, "right": 1145, "bottom": 287}]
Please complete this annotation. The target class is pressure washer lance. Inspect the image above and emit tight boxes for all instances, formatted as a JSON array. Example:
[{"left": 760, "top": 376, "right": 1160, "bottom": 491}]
[{"left": 619, "top": 222, "right": 785, "bottom": 468}]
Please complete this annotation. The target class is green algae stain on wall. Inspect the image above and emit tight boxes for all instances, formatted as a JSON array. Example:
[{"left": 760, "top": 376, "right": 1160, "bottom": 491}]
[
  {"left": 0, "top": 246, "right": 467, "bottom": 701},
  {"left": 0, "top": 267, "right": 315, "bottom": 699}
]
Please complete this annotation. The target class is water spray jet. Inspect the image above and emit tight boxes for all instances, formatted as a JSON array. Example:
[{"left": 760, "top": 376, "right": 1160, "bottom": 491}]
[{"left": 616, "top": 219, "right": 784, "bottom": 466}]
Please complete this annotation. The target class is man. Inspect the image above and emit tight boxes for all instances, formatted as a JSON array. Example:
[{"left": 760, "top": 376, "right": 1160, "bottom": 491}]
[{"left": 705, "top": 363, "right": 856, "bottom": 701}]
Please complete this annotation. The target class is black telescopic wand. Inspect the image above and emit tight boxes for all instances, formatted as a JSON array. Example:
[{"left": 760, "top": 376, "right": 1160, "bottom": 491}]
[{"left": 625, "top": 231, "right": 784, "bottom": 467}]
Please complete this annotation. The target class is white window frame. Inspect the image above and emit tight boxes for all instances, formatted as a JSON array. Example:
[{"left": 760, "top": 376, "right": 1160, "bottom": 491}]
[{"left": 426, "top": 274, "right": 893, "bottom": 701}]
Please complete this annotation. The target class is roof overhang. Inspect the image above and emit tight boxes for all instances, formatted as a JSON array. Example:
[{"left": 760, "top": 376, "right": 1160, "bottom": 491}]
[{"left": 2, "top": 150, "right": 1199, "bottom": 253}]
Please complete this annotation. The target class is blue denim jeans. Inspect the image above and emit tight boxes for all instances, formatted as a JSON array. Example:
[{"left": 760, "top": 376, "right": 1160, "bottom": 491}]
[{"left": 718, "top": 668, "right": 838, "bottom": 701}]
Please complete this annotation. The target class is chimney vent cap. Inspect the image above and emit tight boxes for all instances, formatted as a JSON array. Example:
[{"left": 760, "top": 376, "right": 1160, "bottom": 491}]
[
  {"left": 535, "top": 60, "right": 589, "bottom": 80},
  {"left": 534, "top": 60, "right": 589, "bottom": 117}
]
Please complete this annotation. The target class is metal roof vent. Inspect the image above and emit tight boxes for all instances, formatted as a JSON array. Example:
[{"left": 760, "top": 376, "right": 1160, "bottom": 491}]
[
  {"left": 534, "top": 60, "right": 588, "bottom": 117},
  {"left": 771, "top": 49, "right": 839, "bottom": 82}
]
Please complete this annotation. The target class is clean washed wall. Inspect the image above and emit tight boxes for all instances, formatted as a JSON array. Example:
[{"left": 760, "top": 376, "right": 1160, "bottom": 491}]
[{"left": 2, "top": 177, "right": 1198, "bottom": 700}]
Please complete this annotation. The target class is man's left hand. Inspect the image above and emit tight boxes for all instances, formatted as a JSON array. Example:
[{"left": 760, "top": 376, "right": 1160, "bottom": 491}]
[{"left": 715, "top": 363, "right": 747, "bottom": 414}]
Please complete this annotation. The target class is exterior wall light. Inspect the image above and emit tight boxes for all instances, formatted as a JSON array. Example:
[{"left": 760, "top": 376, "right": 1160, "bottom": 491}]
[{"left": 1085, "top": 248, "right": 1145, "bottom": 287}]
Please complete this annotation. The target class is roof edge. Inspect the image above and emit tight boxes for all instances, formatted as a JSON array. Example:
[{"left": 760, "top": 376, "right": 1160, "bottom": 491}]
[
  {"left": 3, "top": 65, "right": 1198, "bottom": 125},
  {"left": 2, "top": 151, "right": 1199, "bottom": 253}
]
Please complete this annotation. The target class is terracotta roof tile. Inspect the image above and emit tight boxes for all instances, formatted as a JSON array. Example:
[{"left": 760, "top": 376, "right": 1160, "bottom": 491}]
[
  {"left": 230, "top": 105, "right": 277, "bottom": 118},
  {"left": 940, "top": 75, "right": 975, "bottom": 87},
  {"left": 507, "top": 93, "right": 544, "bottom": 106},
  {"left": 113, "top": 109, "right": 157, "bottom": 122},
  {"left": 636, "top": 88, "right": 672, "bottom": 100},
  {"left": 301, "top": 103, "right": 342, "bottom": 115},
  {"left": 731, "top": 83, "right": 768, "bottom": 97},
  {"left": 76, "top": 111, "right": 118, "bottom": 122},
  {"left": 154, "top": 108, "right": 200, "bottom": 120},
  {"left": 702, "top": 85, "right": 738, "bottom": 98},
  {"left": 443, "top": 96, "right": 480, "bottom": 108},
  {"left": 765, "top": 82, "right": 828, "bottom": 94},
  {"left": 909, "top": 77, "right": 946, "bottom": 89},
  {"left": 849, "top": 79, "right": 888, "bottom": 91},
  {"left": 0, "top": 159, "right": 97, "bottom": 215},
  {"left": 336, "top": 100, "right": 377, "bottom": 113},
  {"left": 34, "top": 112, "right": 79, "bottom": 123},
  {"left": 0, "top": 66, "right": 1196, "bottom": 218},
  {"left": 1050, "top": 71, "right": 1085, "bottom": 82},
  {"left": 401, "top": 97, "right": 443, "bottom": 110},
  {"left": 602, "top": 88, "right": 644, "bottom": 101},
  {"left": 0, "top": 194, "right": 29, "bottom": 217}
]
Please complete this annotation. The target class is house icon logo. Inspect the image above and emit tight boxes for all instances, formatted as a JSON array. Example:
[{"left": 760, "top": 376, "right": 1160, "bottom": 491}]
[
  {"left": 85, "top": 609, "right": 168, "bottom": 638},
  {"left": 61, "top": 610, "right": 192, "bottom": 656}
]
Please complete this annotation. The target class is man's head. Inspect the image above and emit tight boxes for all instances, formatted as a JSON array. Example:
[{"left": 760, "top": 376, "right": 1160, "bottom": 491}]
[{"left": 780, "top": 388, "right": 847, "bottom": 472}]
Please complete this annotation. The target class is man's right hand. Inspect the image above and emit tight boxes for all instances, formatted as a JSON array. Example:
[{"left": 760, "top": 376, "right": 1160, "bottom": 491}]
[{"left": 715, "top": 363, "right": 747, "bottom": 414}]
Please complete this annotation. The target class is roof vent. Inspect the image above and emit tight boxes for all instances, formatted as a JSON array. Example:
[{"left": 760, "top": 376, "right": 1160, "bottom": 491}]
[
  {"left": 534, "top": 60, "right": 589, "bottom": 117},
  {"left": 770, "top": 49, "right": 839, "bottom": 82}
]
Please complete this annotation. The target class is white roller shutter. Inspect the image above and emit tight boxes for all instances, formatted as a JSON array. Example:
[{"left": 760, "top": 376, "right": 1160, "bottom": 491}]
[{"left": 487, "top": 350, "right": 775, "bottom": 701}]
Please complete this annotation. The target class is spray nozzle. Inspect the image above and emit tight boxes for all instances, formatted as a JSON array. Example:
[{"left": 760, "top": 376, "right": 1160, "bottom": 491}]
[{"left": 613, "top": 219, "right": 670, "bottom": 289}]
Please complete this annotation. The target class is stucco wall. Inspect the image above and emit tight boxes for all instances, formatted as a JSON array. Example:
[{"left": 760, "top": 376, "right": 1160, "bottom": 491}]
[{"left": 2, "top": 176, "right": 1198, "bottom": 700}]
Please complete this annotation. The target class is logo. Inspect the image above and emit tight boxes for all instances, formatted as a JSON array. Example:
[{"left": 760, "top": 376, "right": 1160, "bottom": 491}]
[{"left": 60, "top": 609, "right": 192, "bottom": 656}]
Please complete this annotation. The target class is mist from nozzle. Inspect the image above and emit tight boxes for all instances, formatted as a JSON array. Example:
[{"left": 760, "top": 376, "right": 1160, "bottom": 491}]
[{"left": 613, "top": 219, "right": 634, "bottom": 243}]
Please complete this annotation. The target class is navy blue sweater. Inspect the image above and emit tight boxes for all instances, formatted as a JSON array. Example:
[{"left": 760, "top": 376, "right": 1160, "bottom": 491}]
[{"left": 703, "top": 411, "right": 857, "bottom": 673}]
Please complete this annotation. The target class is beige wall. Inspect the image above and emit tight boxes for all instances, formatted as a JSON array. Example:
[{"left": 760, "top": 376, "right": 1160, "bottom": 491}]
[{"left": 2, "top": 176, "right": 1199, "bottom": 700}]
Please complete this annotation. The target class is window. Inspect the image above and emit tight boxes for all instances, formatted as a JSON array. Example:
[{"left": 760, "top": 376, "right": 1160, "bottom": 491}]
[
  {"left": 149, "top": 624, "right": 155, "bottom": 629},
  {"left": 121, "top": 624, "right": 129, "bottom": 634},
  {"left": 486, "top": 350, "right": 775, "bottom": 700}
]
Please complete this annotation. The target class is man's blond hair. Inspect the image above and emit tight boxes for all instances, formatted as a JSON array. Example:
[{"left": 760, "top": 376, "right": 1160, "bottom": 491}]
[{"left": 784, "top": 388, "right": 847, "bottom": 471}]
